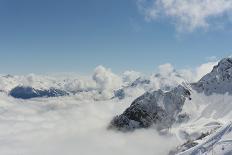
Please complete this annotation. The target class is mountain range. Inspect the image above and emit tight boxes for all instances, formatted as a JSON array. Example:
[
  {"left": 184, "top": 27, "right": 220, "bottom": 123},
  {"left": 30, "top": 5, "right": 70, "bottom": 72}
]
[
  {"left": 110, "top": 58, "right": 232, "bottom": 155},
  {"left": 1, "top": 58, "right": 232, "bottom": 154}
]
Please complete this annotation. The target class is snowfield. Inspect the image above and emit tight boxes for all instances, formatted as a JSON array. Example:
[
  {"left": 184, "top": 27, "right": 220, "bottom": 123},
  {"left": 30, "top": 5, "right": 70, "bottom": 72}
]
[{"left": 0, "top": 58, "right": 232, "bottom": 155}]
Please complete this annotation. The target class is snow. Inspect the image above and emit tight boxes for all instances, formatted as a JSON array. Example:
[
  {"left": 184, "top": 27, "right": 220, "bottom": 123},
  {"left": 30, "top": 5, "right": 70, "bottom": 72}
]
[{"left": 177, "top": 123, "right": 232, "bottom": 155}]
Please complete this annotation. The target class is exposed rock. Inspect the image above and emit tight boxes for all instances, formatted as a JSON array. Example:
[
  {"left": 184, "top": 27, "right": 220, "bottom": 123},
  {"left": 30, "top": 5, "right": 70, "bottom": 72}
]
[
  {"left": 113, "top": 89, "right": 125, "bottom": 100},
  {"left": 130, "top": 77, "right": 150, "bottom": 87},
  {"left": 109, "top": 85, "right": 191, "bottom": 131}
]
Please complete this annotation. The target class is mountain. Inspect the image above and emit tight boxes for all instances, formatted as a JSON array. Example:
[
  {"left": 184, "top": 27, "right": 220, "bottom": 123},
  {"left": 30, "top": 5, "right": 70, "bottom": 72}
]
[
  {"left": 114, "top": 71, "right": 186, "bottom": 100},
  {"left": 113, "top": 77, "right": 151, "bottom": 100},
  {"left": 0, "top": 74, "right": 97, "bottom": 99},
  {"left": 9, "top": 86, "right": 69, "bottom": 99},
  {"left": 109, "top": 58, "right": 232, "bottom": 131},
  {"left": 109, "top": 85, "right": 191, "bottom": 131},
  {"left": 192, "top": 58, "right": 232, "bottom": 95},
  {"left": 109, "top": 57, "right": 232, "bottom": 154}
]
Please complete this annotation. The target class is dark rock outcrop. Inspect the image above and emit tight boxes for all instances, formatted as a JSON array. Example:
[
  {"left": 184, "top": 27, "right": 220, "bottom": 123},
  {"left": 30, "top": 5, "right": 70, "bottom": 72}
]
[{"left": 109, "top": 85, "right": 191, "bottom": 131}]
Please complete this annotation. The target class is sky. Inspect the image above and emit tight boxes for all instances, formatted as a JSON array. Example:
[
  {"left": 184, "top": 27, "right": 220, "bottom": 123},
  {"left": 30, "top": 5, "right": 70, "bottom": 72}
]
[{"left": 0, "top": 0, "right": 232, "bottom": 74}]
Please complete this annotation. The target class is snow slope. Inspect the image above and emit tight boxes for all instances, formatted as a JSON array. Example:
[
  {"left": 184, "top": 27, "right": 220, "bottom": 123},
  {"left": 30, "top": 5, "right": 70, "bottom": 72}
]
[{"left": 178, "top": 122, "right": 232, "bottom": 155}]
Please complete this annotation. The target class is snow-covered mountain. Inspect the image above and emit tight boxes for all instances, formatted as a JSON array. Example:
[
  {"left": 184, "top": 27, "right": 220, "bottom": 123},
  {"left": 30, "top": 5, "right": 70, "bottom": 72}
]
[
  {"left": 0, "top": 72, "right": 113, "bottom": 100},
  {"left": 0, "top": 65, "right": 188, "bottom": 100},
  {"left": 109, "top": 57, "right": 232, "bottom": 154},
  {"left": 1, "top": 58, "right": 232, "bottom": 155},
  {"left": 109, "top": 85, "right": 191, "bottom": 131},
  {"left": 192, "top": 57, "right": 232, "bottom": 95},
  {"left": 114, "top": 69, "right": 187, "bottom": 100}
]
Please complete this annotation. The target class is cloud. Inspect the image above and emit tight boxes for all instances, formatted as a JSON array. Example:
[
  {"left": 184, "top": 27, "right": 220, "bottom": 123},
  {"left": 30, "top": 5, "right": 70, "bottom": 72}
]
[
  {"left": 122, "top": 70, "right": 142, "bottom": 84},
  {"left": 0, "top": 95, "right": 179, "bottom": 155},
  {"left": 179, "top": 61, "right": 218, "bottom": 82},
  {"left": 154, "top": 61, "right": 218, "bottom": 84},
  {"left": 195, "top": 61, "right": 218, "bottom": 81},
  {"left": 158, "top": 63, "right": 174, "bottom": 76},
  {"left": 0, "top": 61, "right": 218, "bottom": 100},
  {"left": 137, "top": 0, "right": 232, "bottom": 32},
  {"left": 0, "top": 59, "right": 224, "bottom": 155},
  {"left": 93, "top": 66, "right": 123, "bottom": 98},
  {"left": 148, "top": 63, "right": 187, "bottom": 90}
]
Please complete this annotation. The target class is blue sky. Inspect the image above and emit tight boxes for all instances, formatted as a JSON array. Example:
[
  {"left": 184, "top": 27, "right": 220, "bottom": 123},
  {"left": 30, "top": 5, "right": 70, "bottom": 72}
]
[{"left": 0, "top": 0, "right": 232, "bottom": 74}]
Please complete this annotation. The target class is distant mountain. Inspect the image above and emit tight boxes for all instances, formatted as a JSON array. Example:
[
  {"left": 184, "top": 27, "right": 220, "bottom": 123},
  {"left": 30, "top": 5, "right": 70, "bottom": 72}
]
[
  {"left": 9, "top": 86, "right": 69, "bottom": 99},
  {"left": 130, "top": 77, "right": 151, "bottom": 87},
  {"left": 113, "top": 77, "right": 151, "bottom": 100},
  {"left": 114, "top": 71, "right": 185, "bottom": 100}
]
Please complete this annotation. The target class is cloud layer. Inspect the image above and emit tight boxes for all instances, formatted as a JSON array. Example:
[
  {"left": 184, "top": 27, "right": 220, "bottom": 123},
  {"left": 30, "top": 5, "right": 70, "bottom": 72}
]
[
  {"left": 0, "top": 59, "right": 222, "bottom": 155},
  {"left": 0, "top": 60, "right": 218, "bottom": 101},
  {"left": 137, "top": 0, "right": 232, "bottom": 31},
  {"left": 0, "top": 95, "right": 178, "bottom": 155}
]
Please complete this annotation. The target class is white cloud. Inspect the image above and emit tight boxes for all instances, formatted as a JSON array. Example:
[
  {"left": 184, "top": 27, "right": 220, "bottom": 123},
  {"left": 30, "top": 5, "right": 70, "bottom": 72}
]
[
  {"left": 0, "top": 61, "right": 219, "bottom": 100},
  {"left": 179, "top": 61, "right": 218, "bottom": 82},
  {"left": 0, "top": 59, "right": 225, "bottom": 155},
  {"left": 158, "top": 63, "right": 174, "bottom": 76},
  {"left": 154, "top": 61, "right": 218, "bottom": 83},
  {"left": 137, "top": 0, "right": 232, "bottom": 31},
  {"left": 93, "top": 66, "right": 123, "bottom": 98},
  {"left": 122, "top": 70, "right": 142, "bottom": 84},
  {"left": 195, "top": 61, "right": 218, "bottom": 81},
  {"left": 0, "top": 95, "right": 178, "bottom": 155}
]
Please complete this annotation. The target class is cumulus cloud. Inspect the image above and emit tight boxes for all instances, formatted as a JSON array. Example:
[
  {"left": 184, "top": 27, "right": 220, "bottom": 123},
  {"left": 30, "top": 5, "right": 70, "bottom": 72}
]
[
  {"left": 152, "top": 61, "right": 218, "bottom": 86},
  {"left": 178, "top": 69, "right": 195, "bottom": 82},
  {"left": 147, "top": 63, "right": 187, "bottom": 91},
  {"left": 122, "top": 70, "right": 142, "bottom": 84},
  {"left": 137, "top": 0, "right": 232, "bottom": 31},
  {"left": 178, "top": 61, "right": 218, "bottom": 82},
  {"left": 0, "top": 61, "right": 218, "bottom": 100},
  {"left": 158, "top": 63, "right": 174, "bottom": 76},
  {"left": 93, "top": 66, "right": 123, "bottom": 98},
  {"left": 195, "top": 61, "right": 218, "bottom": 81}
]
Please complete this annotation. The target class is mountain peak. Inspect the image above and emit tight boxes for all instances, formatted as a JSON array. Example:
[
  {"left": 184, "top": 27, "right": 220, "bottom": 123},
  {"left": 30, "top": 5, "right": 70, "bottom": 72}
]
[
  {"left": 192, "top": 57, "right": 232, "bottom": 95},
  {"left": 212, "top": 57, "right": 232, "bottom": 73}
]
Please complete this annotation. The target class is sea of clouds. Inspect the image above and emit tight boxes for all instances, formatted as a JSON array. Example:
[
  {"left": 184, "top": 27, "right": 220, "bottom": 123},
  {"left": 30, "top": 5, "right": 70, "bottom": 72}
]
[
  {"left": 0, "top": 94, "right": 180, "bottom": 155},
  {"left": 0, "top": 60, "right": 219, "bottom": 155}
]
